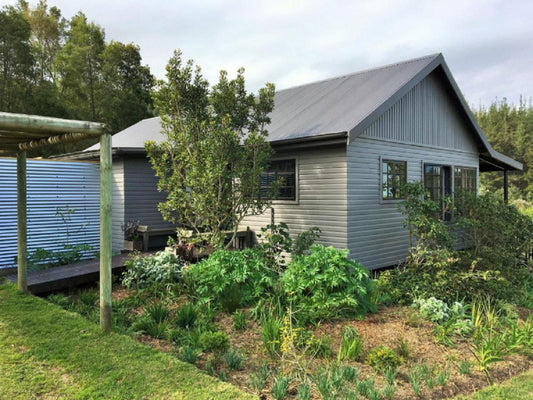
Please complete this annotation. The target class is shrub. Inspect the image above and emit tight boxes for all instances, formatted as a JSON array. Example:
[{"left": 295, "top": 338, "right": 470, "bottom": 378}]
[
  {"left": 174, "top": 302, "right": 197, "bottom": 329},
  {"left": 122, "top": 250, "right": 185, "bottom": 290},
  {"left": 185, "top": 247, "right": 276, "bottom": 307},
  {"left": 198, "top": 331, "right": 229, "bottom": 353},
  {"left": 338, "top": 326, "right": 364, "bottom": 361},
  {"left": 365, "top": 345, "right": 402, "bottom": 372},
  {"left": 281, "top": 245, "right": 376, "bottom": 323},
  {"left": 179, "top": 345, "right": 198, "bottom": 364}
]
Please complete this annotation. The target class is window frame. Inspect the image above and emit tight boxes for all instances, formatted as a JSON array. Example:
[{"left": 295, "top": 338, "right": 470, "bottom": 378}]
[
  {"left": 380, "top": 157, "right": 407, "bottom": 203},
  {"left": 260, "top": 157, "right": 299, "bottom": 204}
]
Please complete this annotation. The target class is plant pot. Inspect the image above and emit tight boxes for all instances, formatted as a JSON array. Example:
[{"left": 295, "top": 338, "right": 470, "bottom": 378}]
[{"left": 124, "top": 239, "right": 143, "bottom": 252}]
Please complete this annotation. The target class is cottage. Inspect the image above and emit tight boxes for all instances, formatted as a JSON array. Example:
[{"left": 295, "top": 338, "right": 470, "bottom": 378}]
[{"left": 64, "top": 53, "right": 521, "bottom": 269}]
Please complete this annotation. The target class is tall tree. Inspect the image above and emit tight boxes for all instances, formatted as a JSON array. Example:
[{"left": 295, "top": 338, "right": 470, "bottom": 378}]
[
  {"left": 0, "top": 6, "right": 34, "bottom": 113},
  {"left": 54, "top": 12, "right": 105, "bottom": 121},
  {"left": 475, "top": 98, "right": 533, "bottom": 200},
  {"left": 146, "top": 50, "right": 276, "bottom": 248},
  {"left": 100, "top": 41, "right": 154, "bottom": 132}
]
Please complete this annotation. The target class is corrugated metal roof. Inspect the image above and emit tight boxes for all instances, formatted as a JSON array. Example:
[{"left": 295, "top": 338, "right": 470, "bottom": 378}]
[{"left": 79, "top": 53, "right": 521, "bottom": 171}]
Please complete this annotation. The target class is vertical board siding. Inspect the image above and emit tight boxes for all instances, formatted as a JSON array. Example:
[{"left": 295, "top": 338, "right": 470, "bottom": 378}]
[
  {"left": 0, "top": 158, "right": 100, "bottom": 268},
  {"left": 240, "top": 146, "right": 348, "bottom": 248},
  {"left": 360, "top": 72, "right": 478, "bottom": 153},
  {"left": 348, "top": 71, "right": 480, "bottom": 269},
  {"left": 124, "top": 158, "right": 176, "bottom": 245}
]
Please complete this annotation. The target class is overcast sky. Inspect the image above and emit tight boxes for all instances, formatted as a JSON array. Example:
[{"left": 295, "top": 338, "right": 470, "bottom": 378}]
[{"left": 3, "top": 0, "right": 532, "bottom": 107}]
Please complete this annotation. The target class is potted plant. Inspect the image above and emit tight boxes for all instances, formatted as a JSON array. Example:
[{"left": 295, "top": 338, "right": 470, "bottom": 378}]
[{"left": 121, "top": 219, "right": 142, "bottom": 251}]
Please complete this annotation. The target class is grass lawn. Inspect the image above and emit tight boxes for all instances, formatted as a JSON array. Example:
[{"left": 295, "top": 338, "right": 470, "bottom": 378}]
[
  {"left": 454, "top": 369, "right": 533, "bottom": 400},
  {"left": 0, "top": 283, "right": 252, "bottom": 400}
]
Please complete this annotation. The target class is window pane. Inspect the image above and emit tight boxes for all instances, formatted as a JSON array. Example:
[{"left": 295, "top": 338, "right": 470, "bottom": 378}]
[
  {"left": 260, "top": 159, "right": 296, "bottom": 200},
  {"left": 382, "top": 160, "right": 407, "bottom": 200}
]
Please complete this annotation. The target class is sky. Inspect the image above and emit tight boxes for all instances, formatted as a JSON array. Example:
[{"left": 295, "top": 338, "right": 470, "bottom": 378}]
[{"left": 3, "top": 0, "right": 532, "bottom": 108}]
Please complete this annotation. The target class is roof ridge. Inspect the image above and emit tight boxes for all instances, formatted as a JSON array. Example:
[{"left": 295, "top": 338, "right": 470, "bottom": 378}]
[{"left": 277, "top": 53, "right": 441, "bottom": 93}]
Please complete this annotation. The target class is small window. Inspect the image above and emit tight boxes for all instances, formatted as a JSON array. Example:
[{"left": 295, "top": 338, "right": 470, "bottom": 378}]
[
  {"left": 454, "top": 167, "right": 477, "bottom": 193},
  {"left": 382, "top": 160, "right": 407, "bottom": 200},
  {"left": 260, "top": 159, "right": 296, "bottom": 200}
]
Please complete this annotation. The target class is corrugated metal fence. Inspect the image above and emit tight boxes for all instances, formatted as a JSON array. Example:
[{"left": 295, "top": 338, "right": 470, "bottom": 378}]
[{"left": 0, "top": 158, "right": 100, "bottom": 269}]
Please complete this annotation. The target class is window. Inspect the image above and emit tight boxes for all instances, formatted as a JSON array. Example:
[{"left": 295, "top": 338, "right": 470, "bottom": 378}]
[
  {"left": 382, "top": 160, "right": 407, "bottom": 200},
  {"left": 424, "top": 164, "right": 452, "bottom": 220},
  {"left": 260, "top": 159, "right": 296, "bottom": 200},
  {"left": 454, "top": 167, "right": 477, "bottom": 193}
]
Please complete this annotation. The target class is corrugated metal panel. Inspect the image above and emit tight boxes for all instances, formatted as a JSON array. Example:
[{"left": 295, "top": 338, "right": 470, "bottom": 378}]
[
  {"left": 112, "top": 160, "right": 125, "bottom": 253},
  {"left": 240, "top": 146, "right": 348, "bottom": 248},
  {"left": 0, "top": 158, "right": 100, "bottom": 269}
]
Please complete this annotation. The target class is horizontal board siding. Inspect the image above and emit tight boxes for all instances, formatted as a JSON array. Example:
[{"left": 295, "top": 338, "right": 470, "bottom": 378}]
[
  {"left": 240, "top": 146, "right": 348, "bottom": 248},
  {"left": 124, "top": 158, "right": 176, "bottom": 234},
  {"left": 0, "top": 158, "right": 100, "bottom": 268},
  {"left": 360, "top": 71, "right": 478, "bottom": 153},
  {"left": 112, "top": 160, "right": 125, "bottom": 253},
  {"left": 347, "top": 137, "right": 478, "bottom": 270}
]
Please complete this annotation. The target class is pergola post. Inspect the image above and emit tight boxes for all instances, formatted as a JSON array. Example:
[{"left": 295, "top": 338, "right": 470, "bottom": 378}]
[
  {"left": 99, "top": 132, "right": 113, "bottom": 332},
  {"left": 16, "top": 150, "right": 28, "bottom": 293}
]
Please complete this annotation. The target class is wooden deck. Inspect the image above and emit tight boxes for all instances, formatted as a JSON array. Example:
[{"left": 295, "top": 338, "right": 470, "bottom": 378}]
[{"left": 5, "top": 253, "right": 133, "bottom": 295}]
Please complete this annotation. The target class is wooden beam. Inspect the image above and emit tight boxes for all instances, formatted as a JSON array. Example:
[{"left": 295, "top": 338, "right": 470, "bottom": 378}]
[
  {"left": 0, "top": 112, "right": 105, "bottom": 135},
  {"left": 17, "top": 132, "right": 98, "bottom": 152},
  {"left": 17, "top": 151, "right": 28, "bottom": 293},
  {"left": 99, "top": 132, "right": 113, "bottom": 332}
]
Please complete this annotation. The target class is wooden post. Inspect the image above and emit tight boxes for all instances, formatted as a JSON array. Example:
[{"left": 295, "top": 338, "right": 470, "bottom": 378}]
[
  {"left": 99, "top": 132, "right": 112, "bottom": 332},
  {"left": 503, "top": 169, "right": 509, "bottom": 204},
  {"left": 17, "top": 151, "right": 28, "bottom": 293}
]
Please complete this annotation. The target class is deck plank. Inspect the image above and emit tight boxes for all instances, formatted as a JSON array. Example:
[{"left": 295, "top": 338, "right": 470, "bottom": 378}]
[{"left": 5, "top": 253, "right": 133, "bottom": 294}]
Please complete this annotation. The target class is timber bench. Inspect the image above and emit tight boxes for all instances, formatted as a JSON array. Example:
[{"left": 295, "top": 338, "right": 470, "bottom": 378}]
[{"left": 137, "top": 225, "right": 176, "bottom": 251}]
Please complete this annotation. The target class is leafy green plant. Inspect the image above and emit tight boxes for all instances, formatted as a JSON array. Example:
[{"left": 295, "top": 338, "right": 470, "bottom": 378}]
[
  {"left": 249, "top": 363, "right": 270, "bottom": 392},
  {"left": 262, "top": 315, "right": 282, "bottom": 355},
  {"left": 174, "top": 302, "right": 197, "bottom": 329},
  {"left": 271, "top": 375, "right": 291, "bottom": 400},
  {"left": 457, "top": 359, "right": 473, "bottom": 375},
  {"left": 46, "top": 293, "right": 74, "bottom": 309},
  {"left": 308, "top": 334, "right": 332, "bottom": 359},
  {"left": 365, "top": 345, "right": 402, "bottom": 372},
  {"left": 232, "top": 310, "right": 248, "bottom": 330},
  {"left": 342, "top": 365, "right": 358, "bottom": 383},
  {"left": 198, "top": 331, "right": 229, "bottom": 354},
  {"left": 179, "top": 345, "right": 198, "bottom": 364},
  {"left": 205, "top": 356, "right": 220, "bottom": 376},
  {"left": 185, "top": 247, "right": 276, "bottom": 307},
  {"left": 338, "top": 326, "right": 363, "bottom": 361},
  {"left": 224, "top": 348, "right": 244, "bottom": 370},
  {"left": 144, "top": 301, "right": 170, "bottom": 324},
  {"left": 296, "top": 380, "right": 311, "bottom": 400},
  {"left": 384, "top": 367, "right": 398, "bottom": 385},
  {"left": 382, "top": 383, "right": 396, "bottom": 400},
  {"left": 131, "top": 316, "right": 168, "bottom": 338},
  {"left": 281, "top": 245, "right": 376, "bottom": 324},
  {"left": 122, "top": 250, "right": 185, "bottom": 290},
  {"left": 292, "top": 227, "right": 321, "bottom": 256},
  {"left": 395, "top": 335, "right": 411, "bottom": 359}
]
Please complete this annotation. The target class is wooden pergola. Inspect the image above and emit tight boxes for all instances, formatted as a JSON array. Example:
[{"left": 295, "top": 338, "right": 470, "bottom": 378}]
[{"left": 0, "top": 112, "right": 113, "bottom": 332}]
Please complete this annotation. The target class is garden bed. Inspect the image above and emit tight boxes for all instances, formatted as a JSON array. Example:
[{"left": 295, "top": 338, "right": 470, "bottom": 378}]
[{"left": 48, "top": 283, "right": 533, "bottom": 400}]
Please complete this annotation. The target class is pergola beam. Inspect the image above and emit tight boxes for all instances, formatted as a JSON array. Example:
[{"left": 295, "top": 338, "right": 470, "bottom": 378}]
[
  {"left": 0, "top": 112, "right": 105, "bottom": 135},
  {"left": 0, "top": 112, "right": 112, "bottom": 333}
]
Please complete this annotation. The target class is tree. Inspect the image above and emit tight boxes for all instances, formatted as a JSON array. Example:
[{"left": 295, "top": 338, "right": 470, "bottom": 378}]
[
  {"left": 474, "top": 98, "right": 533, "bottom": 200},
  {"left": 0, "top": 6, "right": 34, "bottom": 113},
  {"left": 146, "top": 50, "right": 276, "bottom": 248},
  {"left": 100, "top": 41, "right": 154, "bottom": 133}
]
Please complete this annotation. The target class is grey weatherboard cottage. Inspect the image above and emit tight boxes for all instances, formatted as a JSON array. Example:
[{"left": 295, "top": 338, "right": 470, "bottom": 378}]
[{"left": 64, "top": 53, "right": 522, "bottom": 270}]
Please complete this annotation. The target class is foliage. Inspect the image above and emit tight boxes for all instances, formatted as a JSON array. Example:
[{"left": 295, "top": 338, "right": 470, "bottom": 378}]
[
  {"left": 174, "top": 302, "right": 197, "bottom": 330},
  {"left": 365, "top": 345, "right": 403, "bottom": 372},
  {"left": 0, "top": 2, "right": 154, "bottom": 157},
  {"left": 121, "top": 219, "right": 140, "bottom": 241},
  {"left": 281, "top": 245, "right": 376, "bottom": 324},
  {"left": 185, "top": 248, "right": 276, "bottom": 308},
  {"left": 122, "top": 250, "right": 185, "bottom": 290},
  {"left": 271, "top": 375, "right": 291, "bottom": 400},
  {"left": 233, "top": 310, "right": 248, "bottom": 331},
  {"left": 338, "top": 326, "right": 364, "bottom": 361},
  {"left": 248, "top": 363, "right": 270, "bottom": 392},
  {"left": 261, "top": 316, "right": 282, "bottom": 355},
  {"left": 474, "top": 99, "right": 533, "bottom": 200},
  {"left": 179, "top": 345, "right": 199, "bottom": 364},
  {"left": 146, "top": 50, "right": 275, "bottom": 249},
  {"left": 198, "top": 331, "right": 229, "bottom": 354},
  {"left": 292, "top": 227, "right": 322, "bottom": 256},
  {"left": 398, "top": 182, "right": 455, "bottom": 252},
  {"left": 224, "top": 348, "right": 244, "bottom": 370}
]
